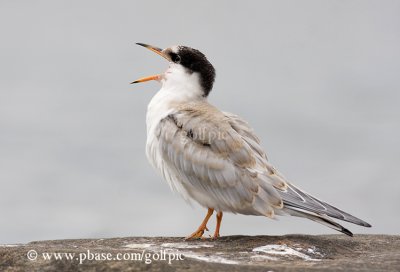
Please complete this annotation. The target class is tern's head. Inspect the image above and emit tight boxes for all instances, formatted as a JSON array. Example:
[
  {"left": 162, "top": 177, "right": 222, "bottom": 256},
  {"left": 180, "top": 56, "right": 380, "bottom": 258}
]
[{"left": 132, "top": 43, "right": 216, "bottom": 97}]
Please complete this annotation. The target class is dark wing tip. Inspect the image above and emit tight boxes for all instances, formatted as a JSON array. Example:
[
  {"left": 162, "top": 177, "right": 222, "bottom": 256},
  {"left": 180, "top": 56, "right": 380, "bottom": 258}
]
[
  {"left": 342, "top": 226, "right": 354, "bottom": 237},
  {"left": 346, "top": 217, "right": 372, "bottom": 228},
  {"left": 281, "top": 183, "right": 372, "bottom": 228},
  {"left": 363, "top": 222, "right": 372, "bottom": 228}
]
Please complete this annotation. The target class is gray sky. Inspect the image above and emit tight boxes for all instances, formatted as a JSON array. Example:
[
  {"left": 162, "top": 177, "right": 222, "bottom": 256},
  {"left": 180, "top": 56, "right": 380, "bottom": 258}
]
[{"left": 0, "top": 0, "right": 399, "bottom": 244}]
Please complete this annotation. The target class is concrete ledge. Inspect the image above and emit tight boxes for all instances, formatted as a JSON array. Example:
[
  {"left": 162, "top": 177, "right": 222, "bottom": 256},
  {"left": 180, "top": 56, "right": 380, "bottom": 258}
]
[{"left": 1, "top": 234, "right": 399, "bottom": 271}]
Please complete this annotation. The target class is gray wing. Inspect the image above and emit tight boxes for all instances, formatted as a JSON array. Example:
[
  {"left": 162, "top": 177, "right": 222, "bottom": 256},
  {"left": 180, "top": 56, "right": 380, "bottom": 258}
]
[
  {"left": 156, "top": 104, "right": 370, "bottom": 228},
  {"left": 155, "top": 103, "right": 284, "bottom": 216},
  {"left": 223, "top": 112, "right": 370, "bottom": 227},
  {"left": 281, "top": 182, "right": 371, "bottom": 227}
]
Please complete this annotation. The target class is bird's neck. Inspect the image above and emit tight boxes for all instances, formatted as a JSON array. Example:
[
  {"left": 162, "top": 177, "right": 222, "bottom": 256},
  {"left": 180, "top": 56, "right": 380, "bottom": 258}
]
[{"left": 146, "top": 85, "right": 206, "bottom": 135}]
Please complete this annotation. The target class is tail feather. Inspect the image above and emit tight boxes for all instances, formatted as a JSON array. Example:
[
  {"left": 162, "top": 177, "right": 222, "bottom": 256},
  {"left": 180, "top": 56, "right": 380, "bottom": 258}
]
[{"left": 280, "top": 183, "right": 372, "bottom": 228}]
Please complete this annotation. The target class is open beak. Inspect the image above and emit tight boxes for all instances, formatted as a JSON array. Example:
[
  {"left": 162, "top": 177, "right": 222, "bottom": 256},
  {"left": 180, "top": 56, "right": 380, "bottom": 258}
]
[{"left": 131, "top": 43, "right": 170, "bottom": 84}]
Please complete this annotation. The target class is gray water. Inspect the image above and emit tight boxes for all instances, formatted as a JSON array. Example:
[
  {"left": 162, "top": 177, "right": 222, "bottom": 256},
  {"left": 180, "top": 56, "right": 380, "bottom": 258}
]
[{"left": 1, "top": 1, "right": 399, "bottom": 244}]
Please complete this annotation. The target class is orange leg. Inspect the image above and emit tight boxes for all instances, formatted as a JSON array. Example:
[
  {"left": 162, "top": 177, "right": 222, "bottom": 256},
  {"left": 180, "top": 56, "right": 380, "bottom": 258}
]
[
  {"left": 185, "top": 208, "right": 214, "bottom": 240},
  {"left": 213, "top": 211, "right": 223, "bottom": 239}
]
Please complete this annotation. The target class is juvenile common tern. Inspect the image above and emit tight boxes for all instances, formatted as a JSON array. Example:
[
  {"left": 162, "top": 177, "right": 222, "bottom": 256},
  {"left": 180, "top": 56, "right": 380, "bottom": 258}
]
[{"left": 132, "top": 43, "right": 371, "bottom": 239}]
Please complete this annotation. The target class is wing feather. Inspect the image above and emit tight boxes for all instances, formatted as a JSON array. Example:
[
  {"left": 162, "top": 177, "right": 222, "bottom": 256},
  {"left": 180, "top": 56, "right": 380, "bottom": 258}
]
[
  {"left": 155, "top": 103, "right": 282, "bottom": 214},
  {"left": 154, "top": 103, "right": 371, "bottom": 228},
  {"left": 281, "top": 182, "right": 371, "bottom": 227}
]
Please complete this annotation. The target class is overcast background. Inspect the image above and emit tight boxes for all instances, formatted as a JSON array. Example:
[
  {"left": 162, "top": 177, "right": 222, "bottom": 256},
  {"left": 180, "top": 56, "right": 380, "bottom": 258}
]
[{"left": 0, "top": 1, "right": 399, "bottom": 244}]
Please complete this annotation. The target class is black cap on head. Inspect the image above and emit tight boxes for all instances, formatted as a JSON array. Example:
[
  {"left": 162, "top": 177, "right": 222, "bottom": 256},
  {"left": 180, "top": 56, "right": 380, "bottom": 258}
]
[{"left": 167, "top": 46, "right": 216, "bottom": 97}]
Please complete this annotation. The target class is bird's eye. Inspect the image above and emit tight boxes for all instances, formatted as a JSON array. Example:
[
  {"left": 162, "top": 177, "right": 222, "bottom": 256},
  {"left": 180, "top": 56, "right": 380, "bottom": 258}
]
[{"left": 172, "top": 54, "right": 181, "bottom": 64}]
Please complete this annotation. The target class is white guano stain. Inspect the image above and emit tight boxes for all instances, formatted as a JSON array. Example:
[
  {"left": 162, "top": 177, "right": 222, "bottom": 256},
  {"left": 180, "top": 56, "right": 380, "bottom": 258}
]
[
  {"left": 124, "top": 243, "right": 155, "bottom": 249},
  {"left": 252, "top": 244, "right": 321, "bottom": 261},
  {"left": 251, "top": 254, "right": 279, "bottom": 261},
  {"left": 122, "top": 242, "right": 323, "bottom": 265}
]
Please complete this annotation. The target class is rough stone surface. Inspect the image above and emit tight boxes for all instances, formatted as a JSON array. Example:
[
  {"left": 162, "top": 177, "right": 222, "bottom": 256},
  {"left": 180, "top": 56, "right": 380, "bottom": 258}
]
[{"left": 0, "top": 235, "right": 399, "bottom": 271}]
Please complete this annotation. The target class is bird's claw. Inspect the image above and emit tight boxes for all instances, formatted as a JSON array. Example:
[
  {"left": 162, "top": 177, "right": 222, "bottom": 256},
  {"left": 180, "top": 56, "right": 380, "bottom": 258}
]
[{"left": 185, "top": 226, "right": 209, "bottom": 240}]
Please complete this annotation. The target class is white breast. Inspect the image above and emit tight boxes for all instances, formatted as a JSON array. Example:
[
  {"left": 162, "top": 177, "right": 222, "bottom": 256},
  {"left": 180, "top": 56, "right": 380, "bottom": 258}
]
[
  {"left": 145, "top": 88, "right": 173, "bottom": 171},
  {"left": 145, "top": 81, "right": 205, "bottom": 202},
  {"left": 145, "top": 61, "right": 209, "bottom": 203}
]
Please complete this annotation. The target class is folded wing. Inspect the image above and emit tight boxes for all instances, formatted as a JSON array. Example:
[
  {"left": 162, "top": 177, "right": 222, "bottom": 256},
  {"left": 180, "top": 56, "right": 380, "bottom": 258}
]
[{"left": 155, "top": 102, "right": 283, "bottom": 216}]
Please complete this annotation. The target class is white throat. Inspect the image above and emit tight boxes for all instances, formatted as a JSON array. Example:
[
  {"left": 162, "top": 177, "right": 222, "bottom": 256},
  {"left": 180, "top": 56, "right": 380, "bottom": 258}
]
[
  {"left": 146, "top": 63, "right": 205, "bottom": 135},
  {"left": 161, "top": 63, "right": 204, "bottom": 98}
]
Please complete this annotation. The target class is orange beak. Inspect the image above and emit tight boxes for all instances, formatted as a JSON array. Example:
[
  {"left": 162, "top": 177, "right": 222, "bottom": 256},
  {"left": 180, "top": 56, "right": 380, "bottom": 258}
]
[
  {"left": 131, "top": 43, "right": 170, "bottom": 84},
  {"left": 130, "top": 74, "right": 161, "bottom": 84}
]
